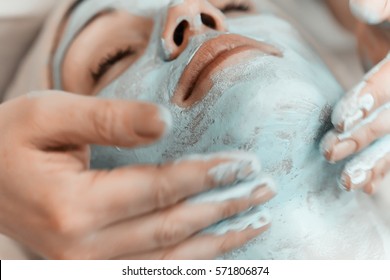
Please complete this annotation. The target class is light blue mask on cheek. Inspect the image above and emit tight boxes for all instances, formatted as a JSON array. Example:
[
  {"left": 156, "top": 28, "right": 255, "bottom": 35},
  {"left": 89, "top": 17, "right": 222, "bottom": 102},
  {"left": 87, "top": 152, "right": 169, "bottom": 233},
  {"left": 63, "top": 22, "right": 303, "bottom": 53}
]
[
  {"left": 53, "top": 0, "right": 343, "bottom": 171},
  {"left": 87, "top": 14, "right": 341, "bottom": 166}
]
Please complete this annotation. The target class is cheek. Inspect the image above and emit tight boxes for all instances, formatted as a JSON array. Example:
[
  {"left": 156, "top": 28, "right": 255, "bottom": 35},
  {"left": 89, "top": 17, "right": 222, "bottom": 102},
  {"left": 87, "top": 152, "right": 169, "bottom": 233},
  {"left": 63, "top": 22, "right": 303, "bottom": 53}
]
[{"left": 96, "top": 59, "right": 168, "bottom": 101}]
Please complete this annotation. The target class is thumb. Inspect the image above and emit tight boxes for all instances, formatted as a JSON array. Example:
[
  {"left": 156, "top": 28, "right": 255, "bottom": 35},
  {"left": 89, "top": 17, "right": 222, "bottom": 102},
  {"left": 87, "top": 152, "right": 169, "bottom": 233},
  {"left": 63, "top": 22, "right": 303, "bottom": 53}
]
[
  {"left": 350, "top": 0, "right": 390, "bottom": 24},
  {"left": 21, "top": 91, "right": 172, "bottom": 148}
]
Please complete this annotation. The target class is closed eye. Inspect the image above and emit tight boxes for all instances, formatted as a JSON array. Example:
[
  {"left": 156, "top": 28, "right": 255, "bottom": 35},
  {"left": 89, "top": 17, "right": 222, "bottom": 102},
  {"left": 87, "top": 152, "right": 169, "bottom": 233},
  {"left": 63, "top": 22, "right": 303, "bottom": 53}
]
[
  {"left": 220, "top": 2, "right": 251, "bottom": 14},
  {"left": 91, "top": 46, "right": 136, "bottom": 82}
]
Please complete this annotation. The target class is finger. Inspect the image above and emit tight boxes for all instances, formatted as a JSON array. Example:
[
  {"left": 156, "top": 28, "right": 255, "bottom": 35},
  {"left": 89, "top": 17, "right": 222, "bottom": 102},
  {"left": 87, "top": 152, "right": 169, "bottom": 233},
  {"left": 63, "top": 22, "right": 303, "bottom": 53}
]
[
  {"left": 362, "top": 176, "right": 386, "bottom": 194},
  {"left": 80, "top": 151, "right": 263, "bottom": 228},
  {"left": 321, "top": 104, "right": 390, "bottom": 162},
  {"left": 337, "top": 135, "right": 390, "bottom": 192},
  {"left": 331, "top": 53, "right": 390, "bottom": 132},
  {"left": 21, "top": 91, "right": 171, "bottom": 148},
  {"left": 115, "top": 218, "right": 270, "bottom": 260},
  {"left": 350, "top": 0, "right": 390, "bottom": 24},
  {"left": 90, "top": 185, "right": 275, "bottom": 259}
]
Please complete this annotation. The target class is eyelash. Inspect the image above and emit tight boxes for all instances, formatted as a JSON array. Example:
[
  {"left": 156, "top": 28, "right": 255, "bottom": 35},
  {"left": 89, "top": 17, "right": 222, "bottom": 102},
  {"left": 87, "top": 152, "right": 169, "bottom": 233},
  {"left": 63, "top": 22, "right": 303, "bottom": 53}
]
[
  {"left": 91, "top": 46, "right": 135, "bottom": 82},
  {"left": 220, "top": 2, "right": 250, "bottom": 14}
]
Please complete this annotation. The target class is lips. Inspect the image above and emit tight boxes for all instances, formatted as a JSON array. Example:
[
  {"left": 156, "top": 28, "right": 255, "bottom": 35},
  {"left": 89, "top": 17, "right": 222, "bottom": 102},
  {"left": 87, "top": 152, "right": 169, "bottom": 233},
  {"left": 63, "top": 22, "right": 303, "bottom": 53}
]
[{"left": 172, "top": 34, "right": 282, "bottom": 107}]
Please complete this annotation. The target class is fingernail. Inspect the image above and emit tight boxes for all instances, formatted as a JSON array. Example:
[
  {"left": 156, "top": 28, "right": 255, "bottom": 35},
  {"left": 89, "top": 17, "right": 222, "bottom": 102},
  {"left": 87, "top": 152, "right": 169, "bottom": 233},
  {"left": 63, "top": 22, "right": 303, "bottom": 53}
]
[
  {"left": 134, "top": 105, "right": 172, "bottom": 138},
  {"left": 322, "top": 147, "right": 334, "bottom": 163},
  {"left": 320, "top": 131, "right": 338, "bottom": 162},
  {"left": 339, "top": 169, "right": 371, "bottom": 191},
  {"left": 331, "top": 139, "right": 358, "bottom": 162},
  {"left": 338, "top": 173, "right": 351, "bottom": 191},
  {"left": 251, "top": 181, "right": 277, "bottom": 202},
  {"left": 251, "top": 211, "right": 271, "bottom": 230},
  {"left": 208, "top": 155, "right": 261, "bottom": 185}
]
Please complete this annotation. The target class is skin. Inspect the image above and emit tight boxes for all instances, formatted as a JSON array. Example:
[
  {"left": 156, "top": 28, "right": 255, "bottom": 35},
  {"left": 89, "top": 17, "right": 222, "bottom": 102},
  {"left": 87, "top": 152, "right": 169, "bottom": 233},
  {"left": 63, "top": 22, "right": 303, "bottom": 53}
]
[
  {"left": 0, "top": 0, "right": 277, "bottom": 260},
  {"left": 321, "top": 0, "right": 390, "bottom": 195},
  {"left": 55, "top": 0, "right": 390, "bottom": 259},
  {"left": 0, "top": 91, "right": 277, "bottom": 259}
]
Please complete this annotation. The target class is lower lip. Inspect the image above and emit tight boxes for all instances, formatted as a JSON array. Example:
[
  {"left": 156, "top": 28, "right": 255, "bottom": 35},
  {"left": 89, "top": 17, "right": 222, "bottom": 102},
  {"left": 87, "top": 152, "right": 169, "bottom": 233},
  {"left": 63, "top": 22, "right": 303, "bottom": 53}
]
[{"left": 184, "top": 46, "right": 267, "bottom": 106}]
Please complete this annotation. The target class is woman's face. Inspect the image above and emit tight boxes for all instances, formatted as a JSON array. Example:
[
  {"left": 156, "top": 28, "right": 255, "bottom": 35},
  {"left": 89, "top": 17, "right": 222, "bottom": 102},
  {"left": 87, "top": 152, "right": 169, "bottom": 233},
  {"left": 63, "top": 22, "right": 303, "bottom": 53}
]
[{"left": 55, "top": 0, "right": 343, "bottom": 173}]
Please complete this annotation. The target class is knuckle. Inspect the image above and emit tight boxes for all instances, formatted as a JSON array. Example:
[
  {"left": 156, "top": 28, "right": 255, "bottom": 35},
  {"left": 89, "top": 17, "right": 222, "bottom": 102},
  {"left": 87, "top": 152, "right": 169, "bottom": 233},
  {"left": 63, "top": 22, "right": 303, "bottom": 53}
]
[
  {"left": 154, "top": 216, "right": 187, "bottom": 247},
  {"left": 47, "top": 200, "right": 87, "bottom": 238},
  {"left": 220, "top": 199, "right": 247, "bottom": 219},
  {"left": 364, "top": 123, "right": 378, "bottom": 143},
  {"left": 153, "top": 167, "right": 176, "bottom": 208},
  {"left": 217, "top": 236, "right": 234, "bottom": 254},
  {"left": 218, "top": 230, "right": 250, "bottom": 254},
  {"left": 91, "top": 101, "right": 116, "bottom": 142},
  {"left": 48, "top": 209, "right": 77, "bottom": 236}
]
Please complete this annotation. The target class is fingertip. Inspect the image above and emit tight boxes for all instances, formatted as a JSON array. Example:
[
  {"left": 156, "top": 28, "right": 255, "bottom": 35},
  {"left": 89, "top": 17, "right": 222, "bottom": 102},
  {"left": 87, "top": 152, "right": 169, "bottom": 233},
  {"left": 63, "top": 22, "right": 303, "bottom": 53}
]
[
  {"left": 331, "top": 139, "right": 358, "bottom": 162},
  {"left": 251, "top": 210, "right": 272, "bottom": 231},
  {"left": 331, "top": 80, "right": 375, "bottom": 133},
  {"left": 338, "top": 173, "right": 352, "bottom": 192},
  {"left": 363, "top": 182, "right": 375, "bottom": 195},
  {"left": 132, "top": 102, "right": 172, "bottom": 140},
  {"left": 194, "top": 151, "right": 262, "bottom": 187},
  {"left": 157, "top": 105, "right": 173, "bottom": 137},
  {"left": 340, "top": 166, "right": 373, "bottom": 192},
  {"left": 320, "top": 130, "right": 339, "bottom": 162},
  {"left": 350, "top": 0, "right": 387, "bottom": 24},
  {"left": 260, "top": 177, "right": 278, "bottom": 196}
]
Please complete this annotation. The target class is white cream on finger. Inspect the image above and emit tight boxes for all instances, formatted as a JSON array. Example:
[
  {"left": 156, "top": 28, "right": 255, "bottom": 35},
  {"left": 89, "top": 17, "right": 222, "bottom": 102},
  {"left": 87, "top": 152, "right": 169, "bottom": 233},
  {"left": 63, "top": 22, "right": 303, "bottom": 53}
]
[
  {"left": 331, "top": 53, "right": 390, "bottom": 132},
  {"left": 343, "top": 135, "right": 390, "bottom": 186}
]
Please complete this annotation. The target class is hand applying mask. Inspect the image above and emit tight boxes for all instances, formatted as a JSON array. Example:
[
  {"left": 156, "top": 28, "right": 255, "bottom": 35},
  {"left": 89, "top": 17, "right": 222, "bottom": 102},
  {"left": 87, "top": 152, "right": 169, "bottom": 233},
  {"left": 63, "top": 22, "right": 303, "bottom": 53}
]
[
  {"left": 321, "top": 0, "right": 390, "bottom": 194},
  {"left": 0, "top": 91, "right": 275, "bottom": 259}
]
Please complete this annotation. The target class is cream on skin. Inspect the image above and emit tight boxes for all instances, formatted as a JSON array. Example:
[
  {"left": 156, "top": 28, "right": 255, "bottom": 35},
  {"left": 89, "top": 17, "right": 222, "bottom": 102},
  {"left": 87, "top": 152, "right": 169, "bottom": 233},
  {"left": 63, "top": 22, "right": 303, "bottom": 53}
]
[
  {"left": 54, "top": 0, "right": 390, "bottom": 259},
  {"left": 321, "top": 50, "right": 390, "bottom": 194}
]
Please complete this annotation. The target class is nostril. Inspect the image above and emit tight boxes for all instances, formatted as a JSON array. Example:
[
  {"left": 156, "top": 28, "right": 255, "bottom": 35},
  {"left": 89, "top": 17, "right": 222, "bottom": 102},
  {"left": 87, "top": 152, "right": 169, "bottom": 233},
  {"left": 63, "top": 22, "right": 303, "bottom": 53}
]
[
  {"left": 173, "top": 20, "right": 189, "bottom": 46},
  {"left": 201, "top": 13, "right": 217, "bottom": 29}
]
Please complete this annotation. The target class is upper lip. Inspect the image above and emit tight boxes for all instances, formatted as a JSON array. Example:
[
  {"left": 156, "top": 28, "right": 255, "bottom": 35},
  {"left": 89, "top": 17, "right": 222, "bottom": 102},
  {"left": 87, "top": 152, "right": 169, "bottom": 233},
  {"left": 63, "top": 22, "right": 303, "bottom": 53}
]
[{"left": 172, "top": 33, "right": 282, "bottom": 107}]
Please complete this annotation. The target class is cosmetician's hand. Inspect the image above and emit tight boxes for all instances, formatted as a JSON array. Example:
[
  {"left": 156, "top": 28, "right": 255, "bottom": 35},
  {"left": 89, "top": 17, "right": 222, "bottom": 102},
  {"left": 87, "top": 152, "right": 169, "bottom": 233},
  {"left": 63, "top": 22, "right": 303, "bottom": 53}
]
[
  {"left": 0, "top": 91, "right": 275, "bottom": 259},
  {"left": 321, "top": 55, "right": 390, "bottom": 194},
  {"left": 321, "top": 1, "right": 390, "bottom": 194}
]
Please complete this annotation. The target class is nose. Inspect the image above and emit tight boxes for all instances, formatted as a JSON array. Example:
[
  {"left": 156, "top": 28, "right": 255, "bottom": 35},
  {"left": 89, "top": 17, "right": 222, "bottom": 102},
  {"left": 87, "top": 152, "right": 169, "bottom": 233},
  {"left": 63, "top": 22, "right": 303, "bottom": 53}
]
[{"left": 161, "top": 0, "right": 227, "bottom": 60}]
